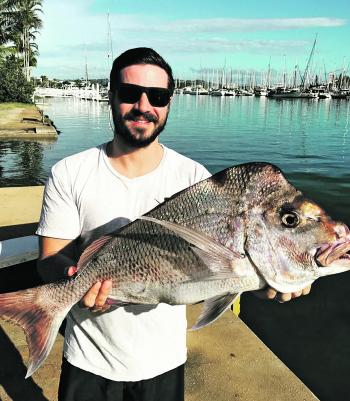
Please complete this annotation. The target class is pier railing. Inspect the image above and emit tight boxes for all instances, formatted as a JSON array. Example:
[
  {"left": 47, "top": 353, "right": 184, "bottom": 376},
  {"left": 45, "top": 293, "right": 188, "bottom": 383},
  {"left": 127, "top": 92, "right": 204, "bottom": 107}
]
[{"left": 0, "top": 186, "right": 43, "bottom": 269}]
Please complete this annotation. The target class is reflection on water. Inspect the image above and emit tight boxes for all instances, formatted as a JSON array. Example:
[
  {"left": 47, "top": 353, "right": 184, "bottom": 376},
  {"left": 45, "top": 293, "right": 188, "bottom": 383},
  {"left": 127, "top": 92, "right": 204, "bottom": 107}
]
[
  {"left": 166, "top": 96, "right": 350, "bottom": 223},
  {"left": 0, "top": 140, "right": 52, "bottom": 186},
  {"left": 0, "top": 98, "right": 111, "bottom": 186},
  {"left": 0, "top": 96, "right": 349, "bottom": 221},
  {"left": 167, "top": 96, "right": 350, "bottom": 174}
]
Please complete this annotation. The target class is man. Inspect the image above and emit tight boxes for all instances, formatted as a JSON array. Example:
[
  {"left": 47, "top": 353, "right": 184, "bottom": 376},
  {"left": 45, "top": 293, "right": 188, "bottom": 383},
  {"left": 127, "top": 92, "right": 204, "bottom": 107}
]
[{"left": 37, "top": 47, "right": 310, "bottom": 401}]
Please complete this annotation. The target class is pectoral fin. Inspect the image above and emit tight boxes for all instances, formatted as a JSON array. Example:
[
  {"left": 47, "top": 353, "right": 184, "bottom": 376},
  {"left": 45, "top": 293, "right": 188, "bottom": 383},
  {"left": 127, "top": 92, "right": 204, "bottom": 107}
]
[
  {"left": 77, "top": 235, "right": 113, "bottom": 271},
  {"left": 140, "top": 216, "right": 243, "bottom": 260},
  {"left": 140, "top": 216, "right": 246, "bottom": 280},
  {"left": 191, "top": 292, "right": 240, "bottom": 330},
  {"left": 105, "top": 298, "right": 130, "bottom": 307},
  {"left": 188, "top": 247, "right": 239, "bottom": 280}
]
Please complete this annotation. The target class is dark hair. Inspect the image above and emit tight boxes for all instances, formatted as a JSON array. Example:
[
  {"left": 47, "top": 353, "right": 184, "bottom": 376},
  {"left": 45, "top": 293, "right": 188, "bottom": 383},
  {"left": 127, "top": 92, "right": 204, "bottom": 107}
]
[{"left": 109, "top": 47, "right": 174, "bottom": 94}]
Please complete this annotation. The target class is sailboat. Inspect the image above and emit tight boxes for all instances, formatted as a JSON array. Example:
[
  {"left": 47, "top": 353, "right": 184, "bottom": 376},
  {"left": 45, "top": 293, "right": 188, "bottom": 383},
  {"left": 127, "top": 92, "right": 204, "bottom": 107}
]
[
  {"left": 330, "top": 60, "right": 350, "bottom": 99},
  {"left": 210, "top": 68, "right": 228, "bottom": 96},
  {"left": 268, "top": 36, "right": 318, "bottom": 99}
]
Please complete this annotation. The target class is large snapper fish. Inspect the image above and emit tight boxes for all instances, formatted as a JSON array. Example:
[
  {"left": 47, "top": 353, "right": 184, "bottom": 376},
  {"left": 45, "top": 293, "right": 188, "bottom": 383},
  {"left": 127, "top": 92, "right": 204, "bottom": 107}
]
[{"left": 1, "top": 162, "right": 350, "bottom": 378}]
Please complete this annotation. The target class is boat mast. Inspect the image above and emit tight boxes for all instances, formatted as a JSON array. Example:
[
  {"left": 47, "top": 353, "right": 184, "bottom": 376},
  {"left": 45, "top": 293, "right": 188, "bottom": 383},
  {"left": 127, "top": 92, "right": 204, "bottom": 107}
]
[
  {"left": 266, "top": 56, "right": 271, "bottom": 89},
  {"left": 339, "top": 57, "right": 346, "bottom": 90},
  {"left": 323, "top": 60, "right": 327, "bottom": 85},
  {"left": 283, "top": 54, "right": 287, "bottom": 90},
  {"left": 107, "top": 13, "right": 114, "bottom": 66},
  {"left": 293, "top": 63, "right": 298, "bottom": 88},
  {"left": 301, "top": 33, "right": 317, "bottom": 90},
  {"left": 106, "top": 12, "right": 114, "bottom": 90},
  {"left": 84, "top": 44, "right": 89, "bottom": 86}
]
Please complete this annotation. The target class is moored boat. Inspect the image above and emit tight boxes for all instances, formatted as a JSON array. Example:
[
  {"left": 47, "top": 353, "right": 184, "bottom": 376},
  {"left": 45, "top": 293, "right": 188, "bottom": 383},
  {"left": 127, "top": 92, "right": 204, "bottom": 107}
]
[
  {"left": 267, "top": 87, "right": 317, "bottom": 99},
  {"left": 330, "top": 90, "right": 349, "bottom": 99},
  {"left": 254, "top": 87, "right": 268, "bottom": 97},
  {"left": 210, "top": 88, "right": 227, "bottom": 96}
]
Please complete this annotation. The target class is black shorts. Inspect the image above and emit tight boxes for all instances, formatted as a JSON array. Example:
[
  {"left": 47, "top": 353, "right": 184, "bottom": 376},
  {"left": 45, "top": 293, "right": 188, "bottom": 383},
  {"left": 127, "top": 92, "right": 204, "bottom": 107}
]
[{"left": 58, "top": 358, "right": 185, "bottom": 401}]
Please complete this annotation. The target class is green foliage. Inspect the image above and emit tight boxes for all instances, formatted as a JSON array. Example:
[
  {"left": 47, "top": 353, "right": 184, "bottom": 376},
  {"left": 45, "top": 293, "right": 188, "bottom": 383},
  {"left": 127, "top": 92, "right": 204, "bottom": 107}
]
[
  {"left": 0, "top": 0, "right": 43, "bottom": 68},
  {"left": 0, "top": 55, "right": 34, "bottom": 102},
  {"left": 40, "top": 75, "right": 49, "bottom": 87},
  {"left": 337, "top": 74, "right": 350, "bottom": 89}
]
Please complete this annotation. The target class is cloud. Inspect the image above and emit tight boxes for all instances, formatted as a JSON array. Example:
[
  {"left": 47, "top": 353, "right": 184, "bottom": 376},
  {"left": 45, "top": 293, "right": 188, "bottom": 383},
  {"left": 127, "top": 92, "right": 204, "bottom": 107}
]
[
  {"left": 36, "top": 36, "right": 311, "bottom": 78},
  {"left": 112, "top": 17, "right": 347, "bottom": 33},
  {"left": 34, "top": 1, "right": 347, "bottom": 78},
  {"left": 40, "top": 37, "right": 309, "bottom": 60},
  {"left": 156, "top": 38, "right": 310, "bottom": 54}
]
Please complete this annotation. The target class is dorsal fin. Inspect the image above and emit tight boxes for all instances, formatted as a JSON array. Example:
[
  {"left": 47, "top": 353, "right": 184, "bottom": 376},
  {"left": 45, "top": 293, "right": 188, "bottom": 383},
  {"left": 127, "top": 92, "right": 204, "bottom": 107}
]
[{"left": 77, "top": 235, "right": 113, "bottom": 271}]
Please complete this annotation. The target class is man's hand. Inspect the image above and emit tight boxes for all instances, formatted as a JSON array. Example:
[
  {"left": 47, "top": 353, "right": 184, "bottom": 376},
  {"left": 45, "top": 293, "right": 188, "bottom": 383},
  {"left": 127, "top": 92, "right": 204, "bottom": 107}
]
[
  {"left": 252, "top": 285, "right": 312, "bottom": 303},
  {"left": 67, "top": 267, "right": 113, "bottom": 312}
]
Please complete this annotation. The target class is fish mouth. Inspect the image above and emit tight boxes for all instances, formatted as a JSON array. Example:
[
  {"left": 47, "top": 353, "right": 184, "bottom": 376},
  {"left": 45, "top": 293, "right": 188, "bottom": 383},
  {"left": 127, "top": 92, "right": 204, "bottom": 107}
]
[{"left": 315, "top": 239, "right": 350, "bottom": 275}]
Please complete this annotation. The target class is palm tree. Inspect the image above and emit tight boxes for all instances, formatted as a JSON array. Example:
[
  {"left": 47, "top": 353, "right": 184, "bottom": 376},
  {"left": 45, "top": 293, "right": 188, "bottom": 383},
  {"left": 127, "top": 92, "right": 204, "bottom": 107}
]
[
  {"left": 0, "top": 3, "right": 14, "bottom": 49},
  {"left": 0, "top": 0, "right": 42, "bottom": 79},
  {"left": 0, "top": 4, "right": 15, "bottom": 61}
]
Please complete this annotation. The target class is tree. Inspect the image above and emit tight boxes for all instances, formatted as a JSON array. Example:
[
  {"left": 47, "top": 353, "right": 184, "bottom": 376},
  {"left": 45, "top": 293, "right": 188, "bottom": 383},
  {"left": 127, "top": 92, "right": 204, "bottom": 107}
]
[
  {"left": 0, "top": 55, "right": 34, "bottom": 102},
  {"left": 337, "top": 73, "right": 350, "bottom": 90},
  {"left": 40, "top": 75, "right": 49, "bottom": 87},
  {"left": 0, "top": 0, "right": 43, "bottom": 79}
]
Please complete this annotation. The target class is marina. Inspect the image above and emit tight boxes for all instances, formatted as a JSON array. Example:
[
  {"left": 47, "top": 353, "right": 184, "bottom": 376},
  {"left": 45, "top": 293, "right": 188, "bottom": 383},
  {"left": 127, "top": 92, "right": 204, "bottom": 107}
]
[
  {"left": 33, "top": 36, "right": 349, "bottom": 103},
  {"left": 34, "top": 80, "right": 350, "bottom": 101},
  {"left": 1, "top": 95, "right": 349, "bottom": 194},
  {"left": 34, "top": 83, "right": 109, "bottom": 102}
]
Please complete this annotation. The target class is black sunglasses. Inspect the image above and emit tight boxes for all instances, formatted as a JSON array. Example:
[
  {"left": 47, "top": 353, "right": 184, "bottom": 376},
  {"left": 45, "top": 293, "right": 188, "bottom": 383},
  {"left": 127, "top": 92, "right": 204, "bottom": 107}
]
[{"left": 117, "top": 83, "right": 171, "bottom": 107}]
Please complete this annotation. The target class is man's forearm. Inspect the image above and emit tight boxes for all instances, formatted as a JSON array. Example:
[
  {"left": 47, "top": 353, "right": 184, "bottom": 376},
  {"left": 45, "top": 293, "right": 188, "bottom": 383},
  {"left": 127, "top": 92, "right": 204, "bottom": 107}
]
[
  {"left": 37, "top": 252, "right": 76, "bottom": 283},
  {"left": 37, "top": 236, "right": 77, "bottom": 283}
]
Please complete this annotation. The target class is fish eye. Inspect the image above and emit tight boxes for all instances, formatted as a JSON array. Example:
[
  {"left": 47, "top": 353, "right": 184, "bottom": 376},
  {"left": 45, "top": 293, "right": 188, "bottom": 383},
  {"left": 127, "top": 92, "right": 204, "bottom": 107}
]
[{"left": 281, "top": 211, "right": 300, "bottom": 228}]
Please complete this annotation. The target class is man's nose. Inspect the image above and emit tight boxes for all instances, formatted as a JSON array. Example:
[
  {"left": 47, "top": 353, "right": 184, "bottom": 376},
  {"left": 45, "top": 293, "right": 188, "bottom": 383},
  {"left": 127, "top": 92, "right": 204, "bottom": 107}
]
[{"left": 134, "top": 92, "right": 152, "bottom": 112}]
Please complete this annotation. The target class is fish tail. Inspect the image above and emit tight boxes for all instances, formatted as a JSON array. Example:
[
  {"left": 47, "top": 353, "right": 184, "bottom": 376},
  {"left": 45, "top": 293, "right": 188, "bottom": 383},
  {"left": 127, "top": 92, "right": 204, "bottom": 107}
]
[{"left": 0, "top": 286, "right": 71, "bottom": 378}]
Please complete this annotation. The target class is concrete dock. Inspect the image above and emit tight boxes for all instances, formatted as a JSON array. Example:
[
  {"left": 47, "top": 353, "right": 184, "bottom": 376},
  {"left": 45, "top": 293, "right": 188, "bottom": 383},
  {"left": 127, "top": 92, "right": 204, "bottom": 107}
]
[
  {"left": 0, "top": 187, "right": 319, "bottom": 400},
  {"left": 0, "top": 304, "right": 318, "bottom": 401},
  {"left": 0, "top": 103, "right": 58, "bottom": 139},
  {"left": 186, "top": 305, "right": 317, "bottom": 401}
]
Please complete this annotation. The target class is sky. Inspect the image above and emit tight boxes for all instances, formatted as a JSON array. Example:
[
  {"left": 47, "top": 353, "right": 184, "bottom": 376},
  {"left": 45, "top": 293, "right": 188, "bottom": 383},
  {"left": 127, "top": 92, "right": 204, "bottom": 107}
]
[{"left": 35, "top": 0, "right": 350, "bottom": 80}]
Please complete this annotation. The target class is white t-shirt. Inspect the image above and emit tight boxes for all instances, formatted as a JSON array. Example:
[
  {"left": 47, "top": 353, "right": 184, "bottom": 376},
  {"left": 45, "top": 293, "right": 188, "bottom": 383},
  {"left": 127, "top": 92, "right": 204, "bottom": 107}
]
[{"left": 36, "top": 143, "right": 210, "bottom": 381}]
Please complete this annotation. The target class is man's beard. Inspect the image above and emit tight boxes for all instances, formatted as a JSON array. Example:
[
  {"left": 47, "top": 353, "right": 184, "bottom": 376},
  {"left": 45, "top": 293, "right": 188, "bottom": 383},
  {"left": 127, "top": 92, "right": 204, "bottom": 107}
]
[{"left": 113, "top": 108, "right": 169, "bottom": 148}]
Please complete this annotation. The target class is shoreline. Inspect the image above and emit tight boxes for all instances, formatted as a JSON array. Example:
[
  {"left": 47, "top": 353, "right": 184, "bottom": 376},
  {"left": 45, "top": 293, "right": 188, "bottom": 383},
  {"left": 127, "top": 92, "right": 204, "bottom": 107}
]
[{"left": 0, "top": 102, "right": 58, "bottom": 139}]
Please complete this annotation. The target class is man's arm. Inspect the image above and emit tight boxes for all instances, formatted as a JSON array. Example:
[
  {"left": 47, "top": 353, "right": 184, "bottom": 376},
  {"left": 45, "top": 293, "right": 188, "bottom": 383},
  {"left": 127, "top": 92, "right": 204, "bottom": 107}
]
[
  {"left": 38, "top": 236, "right": 112, "bottom": 311},
  {"left": 37, "top": 236, "right": 77, "bottom": 282}
]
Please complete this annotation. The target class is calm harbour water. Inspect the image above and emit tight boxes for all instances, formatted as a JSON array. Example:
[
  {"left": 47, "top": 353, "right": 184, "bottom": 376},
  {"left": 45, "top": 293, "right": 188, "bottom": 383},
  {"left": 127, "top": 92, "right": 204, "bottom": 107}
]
[
  {"left": 1, "top": 95, "right": 350, "bottom": 400},
  {"left": 1, "top": 95, "right": 350, "bottom": 222}
]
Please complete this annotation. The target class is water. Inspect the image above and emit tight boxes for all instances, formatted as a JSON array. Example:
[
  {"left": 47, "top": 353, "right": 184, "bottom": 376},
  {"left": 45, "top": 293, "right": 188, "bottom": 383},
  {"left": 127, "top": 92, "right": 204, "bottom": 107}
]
[
  {"left": 1, "top": 95, "right": 350, "bottom": 222},
  {"left": 1, "top": 95, "right": 350, "bottom": 400}
]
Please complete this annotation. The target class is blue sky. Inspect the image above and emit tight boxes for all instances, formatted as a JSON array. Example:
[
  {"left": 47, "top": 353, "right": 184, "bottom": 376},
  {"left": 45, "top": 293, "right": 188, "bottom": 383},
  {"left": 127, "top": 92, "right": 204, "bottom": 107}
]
[{"left": 35, "top": 0, "right": 350, "bottom": 80}]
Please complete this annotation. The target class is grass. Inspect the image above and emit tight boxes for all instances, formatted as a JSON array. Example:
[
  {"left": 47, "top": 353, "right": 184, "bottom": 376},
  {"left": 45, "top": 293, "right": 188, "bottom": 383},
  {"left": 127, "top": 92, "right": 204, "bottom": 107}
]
[
  {"left": 0, "top": 102, "right": 35, "bottom": 111},
  {"left": 0, "top": 102, "right": 41, "bottom": 127}
]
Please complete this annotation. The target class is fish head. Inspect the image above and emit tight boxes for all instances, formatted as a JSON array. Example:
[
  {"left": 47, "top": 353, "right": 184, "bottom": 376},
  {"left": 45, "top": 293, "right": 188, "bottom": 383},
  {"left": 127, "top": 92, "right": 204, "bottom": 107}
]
[{"left": 240, "top": 164, "right": 350, "bottom": 293}]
